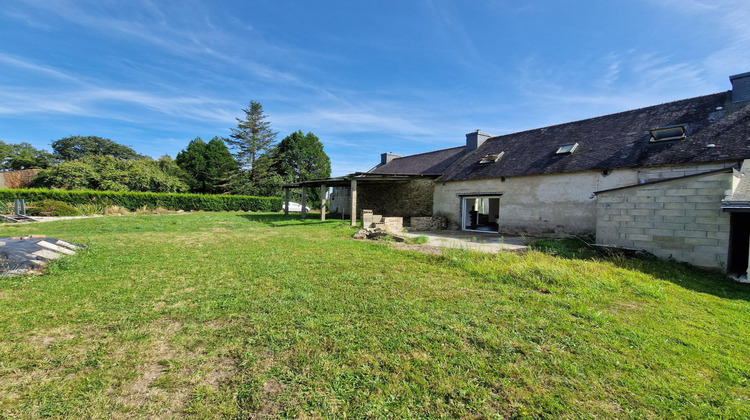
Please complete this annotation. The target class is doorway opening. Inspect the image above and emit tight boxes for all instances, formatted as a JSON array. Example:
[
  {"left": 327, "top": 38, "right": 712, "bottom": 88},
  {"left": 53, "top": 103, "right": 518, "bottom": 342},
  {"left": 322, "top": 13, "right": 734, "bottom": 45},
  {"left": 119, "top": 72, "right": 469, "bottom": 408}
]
[
  {"left": 727, "top": 212, "right": 750, "bottom": 276},
  {"left": 461, "top": 196, "right": 501, "bottom": 232}
]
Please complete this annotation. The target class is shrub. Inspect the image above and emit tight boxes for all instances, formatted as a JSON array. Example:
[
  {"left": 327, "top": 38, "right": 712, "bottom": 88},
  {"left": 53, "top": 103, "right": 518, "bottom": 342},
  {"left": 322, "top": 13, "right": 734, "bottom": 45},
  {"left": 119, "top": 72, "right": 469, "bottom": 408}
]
[
  {"left": 73, "top": 203, "right": 105, "bottom": 215},
  {"left": 26, "top": 200, "right": 82, "bottom": 217},
  {"left": 0, "top": 189, "right": 282, "bottom": 213}
]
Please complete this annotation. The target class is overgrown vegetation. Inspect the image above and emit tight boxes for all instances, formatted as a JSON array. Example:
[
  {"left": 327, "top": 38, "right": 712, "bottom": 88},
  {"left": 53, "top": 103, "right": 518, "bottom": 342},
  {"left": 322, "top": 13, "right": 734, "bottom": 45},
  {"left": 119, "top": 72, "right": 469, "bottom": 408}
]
[
  {"left": 24, "top": 200, "right": 81, "bottom": 217},
  {"left": 32, "top": 155, "right": 189, "bottom": 193},
  {"left": 5, "top": 101, "right": 332, "bottom": 200},
  {"left": 0, "top": 189, "right": 281, "bottom": 212},
  {"left": 0, "top": 214, "right": 747, "bottom": 418}
]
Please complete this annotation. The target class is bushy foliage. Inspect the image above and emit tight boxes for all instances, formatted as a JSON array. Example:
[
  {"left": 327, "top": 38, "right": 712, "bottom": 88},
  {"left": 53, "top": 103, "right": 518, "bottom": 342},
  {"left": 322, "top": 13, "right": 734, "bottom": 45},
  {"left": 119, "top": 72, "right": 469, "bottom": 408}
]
[
  {"left": 275, "top": 131, "right": 331, "bottom": 181},
  {"left": 0, "top": 141, "right": 57, "bottom": 170},
  {"left": 25, "top": 200, "right": 82, "bottom": 217},
  {"left": 0, "top": 189, "right": 282, "bottom": 212},
  {"left": 32, "top": 155, "right": 189, "bottom": 193},
  {"left": 51, "top": 136, "right": 144, "bottom": 161},
  {"left": 175, "top": 137, "right": 238, "bottom": 194},
  {"left": 272, "top": 130, "right": 331, "bottom": 203}
]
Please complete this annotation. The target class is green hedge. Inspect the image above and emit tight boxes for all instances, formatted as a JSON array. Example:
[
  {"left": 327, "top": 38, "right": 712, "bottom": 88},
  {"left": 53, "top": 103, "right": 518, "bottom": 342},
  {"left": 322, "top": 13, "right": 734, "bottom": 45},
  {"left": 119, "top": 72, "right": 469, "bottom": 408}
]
[{"left": 0, "top": 189, "right": 282, "bottom": 212}]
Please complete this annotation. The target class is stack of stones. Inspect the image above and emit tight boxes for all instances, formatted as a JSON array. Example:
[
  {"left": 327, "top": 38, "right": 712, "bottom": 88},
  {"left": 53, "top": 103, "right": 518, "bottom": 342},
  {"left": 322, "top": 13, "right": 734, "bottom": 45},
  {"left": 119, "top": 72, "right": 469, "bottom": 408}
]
[{"left": 353, "top": 210, "right": 404, "bottom": 240}]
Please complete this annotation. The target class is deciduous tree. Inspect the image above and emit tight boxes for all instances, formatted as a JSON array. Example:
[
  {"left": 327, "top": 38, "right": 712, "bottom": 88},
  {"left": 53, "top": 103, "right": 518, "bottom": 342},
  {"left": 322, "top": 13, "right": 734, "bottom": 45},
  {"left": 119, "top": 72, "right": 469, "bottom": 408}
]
[
  {"left": 273, "top": 130, "right": 331, "bottom": 203},
  {"left": 0, "top": 141, "right": 56, "bottom": 170},
  {"left": 52, "top": 136, "right": 144, "bottom": 161}
]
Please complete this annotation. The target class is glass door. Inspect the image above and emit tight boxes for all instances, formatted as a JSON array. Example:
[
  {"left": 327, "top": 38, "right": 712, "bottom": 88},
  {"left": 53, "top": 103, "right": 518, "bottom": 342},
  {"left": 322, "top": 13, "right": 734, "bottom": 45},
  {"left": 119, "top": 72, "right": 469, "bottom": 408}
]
[{"left": 461, "top": 196, "right": 501, "bottom": 232}]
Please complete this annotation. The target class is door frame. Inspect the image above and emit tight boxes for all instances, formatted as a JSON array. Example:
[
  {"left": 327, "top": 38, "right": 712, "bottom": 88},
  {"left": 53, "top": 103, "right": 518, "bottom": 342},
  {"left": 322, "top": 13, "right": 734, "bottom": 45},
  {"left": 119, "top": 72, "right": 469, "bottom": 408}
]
[{"left": 458, "top": 193, "right": 502, "bottom": 232}]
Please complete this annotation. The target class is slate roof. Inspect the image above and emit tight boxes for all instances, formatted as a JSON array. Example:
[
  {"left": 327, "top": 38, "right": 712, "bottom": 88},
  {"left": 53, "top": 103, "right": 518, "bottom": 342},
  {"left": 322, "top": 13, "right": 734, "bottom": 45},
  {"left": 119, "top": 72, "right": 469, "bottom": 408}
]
[
  {"left": 369, "top": 146, "right": 466, "bottom": 176},
  {"left": 723, "top": 160, "right": 750, "bottom": 205},
  {"left": 439, "top": 91, "right": 750, "bottom": 182}
]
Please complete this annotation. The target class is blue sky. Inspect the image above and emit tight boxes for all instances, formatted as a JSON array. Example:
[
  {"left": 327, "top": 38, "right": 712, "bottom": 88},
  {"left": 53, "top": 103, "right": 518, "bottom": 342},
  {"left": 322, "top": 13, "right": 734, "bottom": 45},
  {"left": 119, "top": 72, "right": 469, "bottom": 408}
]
[{"left": 1, "top": 0, "right": 749, "bottom": 176}]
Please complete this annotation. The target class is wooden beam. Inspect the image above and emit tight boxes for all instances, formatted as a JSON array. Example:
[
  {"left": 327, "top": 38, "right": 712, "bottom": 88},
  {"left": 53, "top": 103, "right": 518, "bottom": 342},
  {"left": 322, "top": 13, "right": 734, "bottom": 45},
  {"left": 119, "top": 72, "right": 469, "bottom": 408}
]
[
  {"left": 320, "top": 184, "right": 327, "bottom": 221},
  {"left": 350, "top": 179, "right": 357, "bottom": 226},
  {"left": 301, "top": 187, "right": 307, "bottom": 218},
  {"left": 284, "top": 188, "right": 290, "bottom": 216}
]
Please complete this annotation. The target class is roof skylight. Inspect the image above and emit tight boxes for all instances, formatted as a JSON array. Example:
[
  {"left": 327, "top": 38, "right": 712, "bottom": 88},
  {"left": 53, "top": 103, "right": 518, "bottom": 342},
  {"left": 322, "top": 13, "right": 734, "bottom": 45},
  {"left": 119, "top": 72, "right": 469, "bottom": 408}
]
[
  {"left": 555, "top": 143, "right": 579, "bottom": 155},
  {"left": 478, "top": 152, "right": 504, "bottom": 164},
  {"left": 649, "top": 125, "right": 686, "bottom": 142}
]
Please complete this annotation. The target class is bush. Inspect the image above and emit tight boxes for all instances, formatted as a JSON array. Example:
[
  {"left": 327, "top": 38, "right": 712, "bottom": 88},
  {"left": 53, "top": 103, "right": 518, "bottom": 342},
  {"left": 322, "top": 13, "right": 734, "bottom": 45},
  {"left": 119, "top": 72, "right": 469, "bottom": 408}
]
[
  {"left": 26, "top": 200, "right": 82, "bottom": 217},
  {"left": 73, "top": 203, "right": 105, "bottom": 215},
  {"left": 0, "top": 189, "right": 282, "bottom": 213}
]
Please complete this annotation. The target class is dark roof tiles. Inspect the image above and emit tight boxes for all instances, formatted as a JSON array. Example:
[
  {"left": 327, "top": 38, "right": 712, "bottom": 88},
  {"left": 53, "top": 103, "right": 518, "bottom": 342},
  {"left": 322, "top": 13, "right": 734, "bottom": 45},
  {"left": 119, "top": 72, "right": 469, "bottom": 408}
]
[
  {"left": 440, "top": 91, "right": 750, "bottom": 181},
  {"left": 369, "top": 146, "right": 465, "bottom": 175}
]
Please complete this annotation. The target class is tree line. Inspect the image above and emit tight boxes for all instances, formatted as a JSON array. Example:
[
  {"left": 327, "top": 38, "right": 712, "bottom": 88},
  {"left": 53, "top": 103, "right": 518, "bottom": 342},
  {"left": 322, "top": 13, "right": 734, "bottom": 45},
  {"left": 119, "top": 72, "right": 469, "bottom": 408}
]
[{"left": 0, "top": 101, "right": 331, "bottom": 198}]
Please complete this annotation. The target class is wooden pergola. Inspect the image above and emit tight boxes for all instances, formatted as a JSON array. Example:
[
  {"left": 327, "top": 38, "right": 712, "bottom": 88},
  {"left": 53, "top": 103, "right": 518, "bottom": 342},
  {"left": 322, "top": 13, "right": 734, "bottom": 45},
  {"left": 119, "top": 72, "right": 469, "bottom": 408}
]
[{"left": 282, "top": 172, "right": 436, "bottom": 226}]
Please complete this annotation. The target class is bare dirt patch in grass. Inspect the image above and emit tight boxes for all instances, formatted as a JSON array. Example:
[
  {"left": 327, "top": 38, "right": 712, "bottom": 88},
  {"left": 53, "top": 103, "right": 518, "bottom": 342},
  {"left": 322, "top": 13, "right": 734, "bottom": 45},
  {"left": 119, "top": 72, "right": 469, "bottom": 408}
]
[
  {"left": 25, "top": 326, "right": 76, "bottom": 347},
  {"left": 113, "top": 318, "right": 185, "bottom": 416},
  {"left": 253, "top": 379, "right": 286, "bottom": 419},
  {"left": 376, "top": 241, "right": 444, "bottom": 255},
  {"left": 201, "top": 357, "right": 237, "bottom": 390}
]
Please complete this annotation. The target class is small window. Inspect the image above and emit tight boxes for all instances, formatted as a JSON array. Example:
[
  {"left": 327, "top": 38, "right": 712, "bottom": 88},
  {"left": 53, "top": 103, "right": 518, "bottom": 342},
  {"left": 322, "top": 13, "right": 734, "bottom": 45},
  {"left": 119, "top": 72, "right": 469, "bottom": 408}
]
[
  {"left": 650, "top": 125, "right": 686, "bottom": 142},
  {"left": 478, "top": 152, "right": 504, "bottom": 164},
  {"left": 555, "top": 143, "right": 578, "bottom": 154}
]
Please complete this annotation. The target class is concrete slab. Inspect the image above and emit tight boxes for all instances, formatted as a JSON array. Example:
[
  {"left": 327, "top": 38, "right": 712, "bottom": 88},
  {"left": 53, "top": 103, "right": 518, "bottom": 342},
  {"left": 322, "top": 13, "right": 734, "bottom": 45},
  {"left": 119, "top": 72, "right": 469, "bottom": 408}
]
[
  {"left": 0, "top": 236, "right": 80, "bottom": 275},
  {"left": 32, "top": 249, "right": 62, "bottom": 260},
  {"left": 55, "top": 240, "right": 78, "bottom": 250},
  {"left": 401, "top": 230, "right": 529, "bottom": 253},
  {"left": 38, "top": 240, "right": 77, "bottom": 255}
]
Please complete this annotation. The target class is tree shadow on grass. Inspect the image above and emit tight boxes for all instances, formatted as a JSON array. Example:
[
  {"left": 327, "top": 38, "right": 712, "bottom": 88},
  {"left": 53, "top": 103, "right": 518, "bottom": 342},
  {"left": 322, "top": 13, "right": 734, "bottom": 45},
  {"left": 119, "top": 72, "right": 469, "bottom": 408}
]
[
  {"left": 532, "top": 238, "right": 750, "bottom": 302},
  {"left": 235, "top": 213, "right": 354, "bottom": 228}
]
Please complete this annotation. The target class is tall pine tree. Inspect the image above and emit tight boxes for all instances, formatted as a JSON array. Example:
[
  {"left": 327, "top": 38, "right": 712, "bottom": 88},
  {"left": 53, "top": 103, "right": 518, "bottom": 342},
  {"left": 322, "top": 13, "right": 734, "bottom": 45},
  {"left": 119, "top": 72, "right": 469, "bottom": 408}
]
[{"left": 225, "top": 101, "right": 277, "bottom": 186}]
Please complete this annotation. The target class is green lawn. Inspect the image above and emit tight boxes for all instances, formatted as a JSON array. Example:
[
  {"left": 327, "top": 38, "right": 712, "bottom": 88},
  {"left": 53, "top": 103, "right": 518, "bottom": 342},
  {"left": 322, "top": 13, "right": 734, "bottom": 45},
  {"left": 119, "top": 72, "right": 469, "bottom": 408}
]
[{"left": 0, "top": 213, "right": 748, "bottom": 419}]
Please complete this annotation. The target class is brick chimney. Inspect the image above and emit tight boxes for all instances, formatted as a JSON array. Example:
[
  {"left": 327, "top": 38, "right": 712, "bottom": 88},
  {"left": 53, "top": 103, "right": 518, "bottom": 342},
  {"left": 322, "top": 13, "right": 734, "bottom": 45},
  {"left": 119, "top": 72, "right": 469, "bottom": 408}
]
[
  {"left": 465, "top": 130, "right": 492, "bottom": 152},
  {"left": 730, "top": 71, "right": 750, "bottom": 103},
  {"left": 380, "top": 152, "right": 401, "bottom": 165}
]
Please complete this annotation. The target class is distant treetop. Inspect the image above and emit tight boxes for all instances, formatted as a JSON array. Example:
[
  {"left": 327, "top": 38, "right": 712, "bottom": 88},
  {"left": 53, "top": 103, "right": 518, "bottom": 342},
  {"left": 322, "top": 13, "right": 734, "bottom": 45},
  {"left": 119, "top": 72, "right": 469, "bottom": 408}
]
[{"left": 52, "top": 135, "right": 144, "bottom": 161}]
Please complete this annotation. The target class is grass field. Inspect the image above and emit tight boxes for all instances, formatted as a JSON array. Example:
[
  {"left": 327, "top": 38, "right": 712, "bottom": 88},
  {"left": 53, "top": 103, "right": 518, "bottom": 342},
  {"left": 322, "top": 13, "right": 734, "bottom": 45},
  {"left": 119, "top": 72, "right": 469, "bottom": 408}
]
[{"left": 0, "top": 212, "right": 748, "bottom": 419}]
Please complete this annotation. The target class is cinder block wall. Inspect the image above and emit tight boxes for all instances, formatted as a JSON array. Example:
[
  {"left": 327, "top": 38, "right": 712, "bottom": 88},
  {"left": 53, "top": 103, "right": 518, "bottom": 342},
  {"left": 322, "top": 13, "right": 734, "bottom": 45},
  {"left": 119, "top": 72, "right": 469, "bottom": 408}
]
[{"left": 596, "top": 172, "right": 732, "bottom": 269}]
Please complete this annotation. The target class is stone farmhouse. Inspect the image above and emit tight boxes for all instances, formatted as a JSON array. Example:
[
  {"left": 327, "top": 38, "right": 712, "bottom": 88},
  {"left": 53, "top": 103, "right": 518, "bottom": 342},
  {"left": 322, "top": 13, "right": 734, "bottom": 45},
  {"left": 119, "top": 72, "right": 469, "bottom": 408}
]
[{"left": 285, "top": 72, "right": 750, "bottom": 274}]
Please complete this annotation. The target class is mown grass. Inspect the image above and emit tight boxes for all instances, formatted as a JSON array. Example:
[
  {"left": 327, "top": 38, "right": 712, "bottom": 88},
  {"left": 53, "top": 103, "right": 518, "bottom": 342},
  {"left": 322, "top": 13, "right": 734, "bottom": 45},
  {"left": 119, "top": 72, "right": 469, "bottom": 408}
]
[{"left": 0, "top": 213, "right": 748, "bottom": 419}]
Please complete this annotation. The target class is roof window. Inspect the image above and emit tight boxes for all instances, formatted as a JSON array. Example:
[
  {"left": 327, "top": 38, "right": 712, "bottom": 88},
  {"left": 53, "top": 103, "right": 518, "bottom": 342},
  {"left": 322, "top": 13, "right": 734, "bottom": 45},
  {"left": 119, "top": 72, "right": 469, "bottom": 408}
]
[
  {"left": 555, "top": 143, "right": 578, "bottom": 155},
  {"left": 478, "top": 152, "right": 504, "bottom": 164},
  {"left": 649, "top": 125, "right": 686, "bottom": 142}
]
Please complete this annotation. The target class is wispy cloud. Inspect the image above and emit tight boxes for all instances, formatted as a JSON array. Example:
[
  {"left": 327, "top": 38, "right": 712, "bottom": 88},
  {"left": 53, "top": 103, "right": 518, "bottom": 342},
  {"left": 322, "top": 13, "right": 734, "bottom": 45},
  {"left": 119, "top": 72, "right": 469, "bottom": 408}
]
[
  {"left": 650, "top": 0, "right": 750, "bottom": 77},
  {"left": 0, "top": 54, "right": 238, "bottom": 124}
]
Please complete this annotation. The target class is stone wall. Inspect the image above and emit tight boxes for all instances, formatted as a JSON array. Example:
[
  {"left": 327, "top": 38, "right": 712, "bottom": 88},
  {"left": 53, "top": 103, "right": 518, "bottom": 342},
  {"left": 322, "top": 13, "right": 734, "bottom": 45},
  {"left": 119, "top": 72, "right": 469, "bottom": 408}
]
[
  {"left": 329, "top": 179, "right": 435, "bottom": 218},
  {"left": 358, "top": 179, "right": 434, "bottom": 218},
  {"left": 410, "top": 216, "right": 447, "bottom": 231},
  {"left": 596, "top": 171, "right": 732, "bottom": 269}
]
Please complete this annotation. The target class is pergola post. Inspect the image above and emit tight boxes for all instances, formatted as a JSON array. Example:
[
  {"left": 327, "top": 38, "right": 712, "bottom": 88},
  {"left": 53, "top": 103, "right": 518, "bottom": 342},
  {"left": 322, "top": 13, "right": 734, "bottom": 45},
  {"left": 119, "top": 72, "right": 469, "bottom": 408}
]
[
  {"left": 350, "top": 179, "right": 357, "bottom": 226},
  {"left": 320, "top": 184, "right": 327, "bottom": 221},
  {"left": 301, "top": 187, "right": 307, "bottom": 218},
  {"left": 284, "top": 187, "right": 290, "bottom": 216}
]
